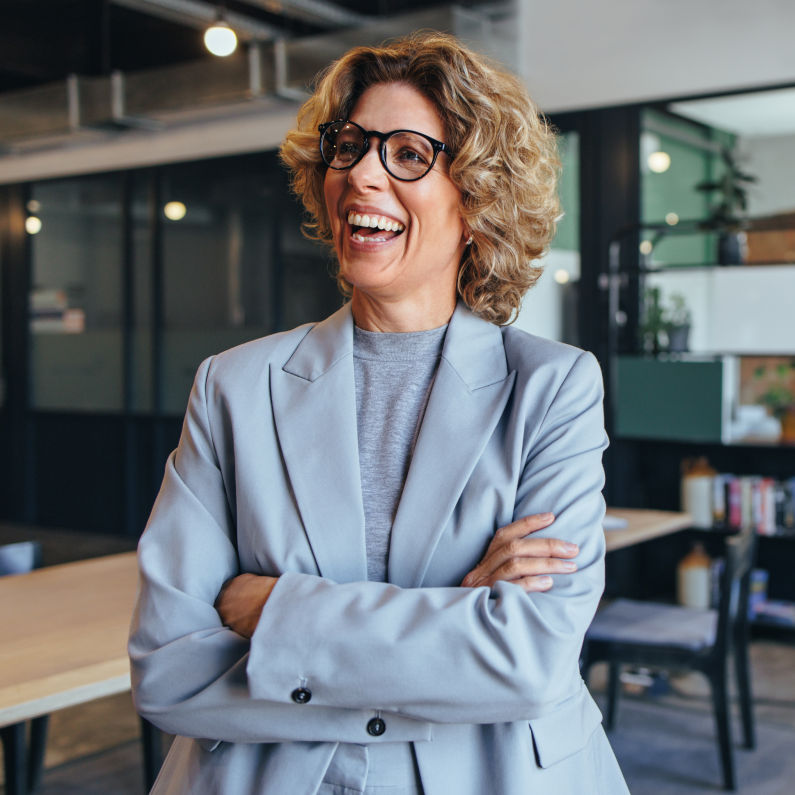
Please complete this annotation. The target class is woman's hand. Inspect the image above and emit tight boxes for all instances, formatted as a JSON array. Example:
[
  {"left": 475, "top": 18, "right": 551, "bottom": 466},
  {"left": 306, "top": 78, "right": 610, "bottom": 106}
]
[
  {"left": 215, "top": 573, "right": 279, "bottom": 639},
  {"left": 461, "top": 513, "right": 578, "bottom": 592}
]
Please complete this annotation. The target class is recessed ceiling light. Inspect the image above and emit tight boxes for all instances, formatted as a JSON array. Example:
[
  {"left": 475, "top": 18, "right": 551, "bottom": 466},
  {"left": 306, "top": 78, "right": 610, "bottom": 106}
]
[
  {"left": 27, "top": 199, "right": 41, "bottom": 213},
  {"left": 648, "top": 151, "right": 671, "bottom": 173},
  {"left": 204, "top": 22, "right": 237, "bottom": 57},
  {"left": 164, "top": 201, "right": 187, "bottom": 221},
  {"left": 553, "top": 269, "right": 570, "bottom": 284},
  {"left": 639, "top": 240, "right": 653, "bottom": 255},
  {"left": 26, "top": 216, "right": 42, "bottom": 234},
  {"left": 666, "top": 212, "right": 679, "bottom": 225}
]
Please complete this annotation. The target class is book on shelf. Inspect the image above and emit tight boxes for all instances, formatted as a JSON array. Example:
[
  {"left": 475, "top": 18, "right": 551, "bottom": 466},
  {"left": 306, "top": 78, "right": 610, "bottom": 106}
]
[{"left": 686, "top": 470, "right": 795, "bottom": 535}]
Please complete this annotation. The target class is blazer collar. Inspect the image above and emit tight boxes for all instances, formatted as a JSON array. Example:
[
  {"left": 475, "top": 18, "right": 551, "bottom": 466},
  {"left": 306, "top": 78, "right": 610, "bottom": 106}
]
[
  {"left": 283, "top": 302, "right": 354, "bottom": 382},
  {"left": 283, "top": 299, "right": 508, "bottom": 391}
]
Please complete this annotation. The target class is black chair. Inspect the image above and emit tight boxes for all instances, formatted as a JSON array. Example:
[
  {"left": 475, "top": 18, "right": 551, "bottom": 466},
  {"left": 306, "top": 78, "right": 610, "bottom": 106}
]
[
  {"left": 581, "top": 529, "right": 756, "bottom": 791},
  {"left": 0, "top": 541, "right": 50, "bottom": 795}
]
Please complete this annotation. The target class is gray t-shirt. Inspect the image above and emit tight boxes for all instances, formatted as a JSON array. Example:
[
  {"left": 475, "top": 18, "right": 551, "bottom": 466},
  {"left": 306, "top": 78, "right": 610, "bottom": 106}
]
[{"left": 353, "top": 324, "right": 448, "bottom": 582}]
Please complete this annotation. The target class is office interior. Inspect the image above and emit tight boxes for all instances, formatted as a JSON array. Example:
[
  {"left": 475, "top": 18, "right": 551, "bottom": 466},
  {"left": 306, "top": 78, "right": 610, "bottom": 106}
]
[{"left": 1, "top": 1, "right": 794, "bottom": 793}]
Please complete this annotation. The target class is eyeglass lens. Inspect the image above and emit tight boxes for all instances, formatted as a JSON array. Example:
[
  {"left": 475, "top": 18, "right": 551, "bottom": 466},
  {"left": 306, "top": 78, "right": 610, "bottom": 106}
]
[{"left": 322, "top": 123, "right": 435, "bottom": 180}]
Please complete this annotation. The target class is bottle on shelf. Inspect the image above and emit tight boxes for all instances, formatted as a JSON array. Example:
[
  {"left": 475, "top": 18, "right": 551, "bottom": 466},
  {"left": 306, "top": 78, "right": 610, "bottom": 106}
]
[
  {"left": 677, "top": 543, "right": 712, "bottom": 609},
  {"left": 681, "top": 457, "right": 717, "bottom": 529}
]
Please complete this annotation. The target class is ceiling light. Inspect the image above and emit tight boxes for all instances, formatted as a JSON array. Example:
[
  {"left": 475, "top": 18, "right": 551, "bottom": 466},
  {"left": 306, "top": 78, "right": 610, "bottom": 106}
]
[
  {"left": 164, "top": 201, "right": 187, "bottom": 221},
  {"left": 26, "top": 216, "right": 42, "bottom": 234},
  {"left": 648, "top": 151, "right": 671, "bottom": 173},
  {"left": 639, "top": 240, "right": 653, "bottom": 255},
  {"left": 553, "top": 269, "right": 570, "bottom": 284},
  {"left": 666, "top": 212, "right": 679, "bottom": 225},
  {"left": 27, "top": 199, "right": 41, "bottom": 213},
  {"left": 204, "top": 21, "right": 237, "bottom": 57}
]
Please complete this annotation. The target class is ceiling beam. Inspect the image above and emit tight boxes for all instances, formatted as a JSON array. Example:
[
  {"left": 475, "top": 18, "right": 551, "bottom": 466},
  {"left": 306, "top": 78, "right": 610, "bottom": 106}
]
[{"left": 111, "top": 0, "right": 283, "bottom": 41}]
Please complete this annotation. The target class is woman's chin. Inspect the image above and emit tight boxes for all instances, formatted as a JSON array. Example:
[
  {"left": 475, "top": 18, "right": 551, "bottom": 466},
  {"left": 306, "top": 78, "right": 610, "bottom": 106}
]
[{"left": 340, "top": 259, "right": 403, "bottom": 295}]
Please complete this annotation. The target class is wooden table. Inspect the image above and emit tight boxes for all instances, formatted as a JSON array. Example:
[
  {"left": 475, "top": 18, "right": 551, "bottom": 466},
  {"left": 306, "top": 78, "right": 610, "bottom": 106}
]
[
  {"left": 604, "top": 508, "right": 692, "bottom": 552},
  {"left": 0, "top": 552, "right": 141, "bottom": 795},
  {"left": 0, "top": 552, "right": 138, "bottom": 729}
]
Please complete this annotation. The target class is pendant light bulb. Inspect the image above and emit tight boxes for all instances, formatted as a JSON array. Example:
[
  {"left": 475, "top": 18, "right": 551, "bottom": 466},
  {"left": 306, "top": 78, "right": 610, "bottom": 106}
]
[{"left": 204, "top": 21, "right": 237, "bottom": 57}]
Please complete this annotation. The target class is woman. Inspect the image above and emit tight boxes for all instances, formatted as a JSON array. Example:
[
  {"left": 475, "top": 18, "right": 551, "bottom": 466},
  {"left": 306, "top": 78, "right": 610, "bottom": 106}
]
[{"left": 129, "top": 33, "right": 629, "bottom": 795}]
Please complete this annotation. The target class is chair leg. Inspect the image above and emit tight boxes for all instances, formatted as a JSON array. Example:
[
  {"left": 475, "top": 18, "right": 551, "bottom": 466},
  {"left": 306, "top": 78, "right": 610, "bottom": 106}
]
[
  {"left": 734, "top": 639, "right": 756, "bottom": 750},
  {"left": 580, "top": 638, "right": 591, "bottom": 673},
  {"left": 709, "top": 669, "right": 736, "bottom": 791},
  {"left": 0, "top": 722, "right": 28, "bottom": 795},
  {"left": 27, "top": 715, "right": 49, "bottom": 792},
  {"left": 140, "top": 716, "right": 163, "bottom": 793},
  {"left": 605, "top": 661, "right": 621, "bottom": 731}
]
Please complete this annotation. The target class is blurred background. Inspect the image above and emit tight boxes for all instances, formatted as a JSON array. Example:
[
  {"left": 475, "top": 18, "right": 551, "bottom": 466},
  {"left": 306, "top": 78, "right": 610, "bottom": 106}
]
[{"left": 1, "top": 2, "right": 794, "bottom": 794}]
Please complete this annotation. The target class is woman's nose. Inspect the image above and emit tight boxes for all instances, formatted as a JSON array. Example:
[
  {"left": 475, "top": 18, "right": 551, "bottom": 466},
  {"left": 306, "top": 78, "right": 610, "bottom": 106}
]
[{"left": 348, "top": 143, "right": 387, "bottom": 190}]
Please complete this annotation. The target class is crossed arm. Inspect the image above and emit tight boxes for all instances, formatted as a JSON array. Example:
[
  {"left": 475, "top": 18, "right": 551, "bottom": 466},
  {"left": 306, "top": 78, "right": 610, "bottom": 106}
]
[
  {"left": 216, "top": 512, "right": 580, "bottom": 639},
  {"left": 130, "top": 350, "right": 607, "bottom": 739}
]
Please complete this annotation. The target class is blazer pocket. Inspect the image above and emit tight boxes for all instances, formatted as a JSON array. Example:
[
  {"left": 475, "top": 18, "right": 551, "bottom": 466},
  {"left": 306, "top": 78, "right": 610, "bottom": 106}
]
[{"left": 528, "top": 684, "right": 603, "bottom": 768}]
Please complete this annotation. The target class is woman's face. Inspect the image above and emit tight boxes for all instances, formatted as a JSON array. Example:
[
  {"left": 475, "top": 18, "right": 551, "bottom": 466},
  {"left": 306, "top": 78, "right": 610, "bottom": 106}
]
[{"left": 324, "top": 83, "right": 468, "bottom": 307}]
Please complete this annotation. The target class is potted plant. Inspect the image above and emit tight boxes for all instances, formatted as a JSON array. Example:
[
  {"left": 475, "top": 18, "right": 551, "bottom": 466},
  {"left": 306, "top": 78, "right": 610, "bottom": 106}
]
[
  {"left": 758, "top": 363, "right": 795, "bottom": 443},
  {"left": 639, "top": 288, "right": 692, "bottom": 354},
  {"left": 696, "top": 147, "right": 757, "bottom": 265},
  {"left": 640, "top": 286, "right": 666, "bottom": 354},
  {"left": 665, "top": 292, "right": 692, "bottom": 353}
]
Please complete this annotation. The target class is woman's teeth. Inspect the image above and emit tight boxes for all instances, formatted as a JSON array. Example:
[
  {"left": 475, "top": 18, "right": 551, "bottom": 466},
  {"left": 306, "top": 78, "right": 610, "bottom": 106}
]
[
  {"left": 347, "top": 211, "right": 404, "bottom": 233},
  {"left": 353, "top": 233, "right": 389, "bottom": 242}
]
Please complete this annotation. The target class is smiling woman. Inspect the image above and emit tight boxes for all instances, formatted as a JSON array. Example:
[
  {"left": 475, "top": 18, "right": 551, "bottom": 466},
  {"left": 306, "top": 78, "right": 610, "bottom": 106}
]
[
  {"left": 280, "top": 32, "right": 561, "bottom": 326},
  {"left": 130, "top": 32, "right": 628, "bottom": 795}
]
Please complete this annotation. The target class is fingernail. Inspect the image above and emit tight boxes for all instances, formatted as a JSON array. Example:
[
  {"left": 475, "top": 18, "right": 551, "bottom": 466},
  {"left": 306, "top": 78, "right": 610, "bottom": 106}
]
[
  {"left": 564, "top": 542, "right": 578, "bottom": 553},
  {"left": 541, "top": 513, "right": 554, "bottom": 520},
  {"left": 562, "top": 561, "right": 577, "bottom": 571},
  {"left": 538, "top": 576, "right": 553, "bottom": 588}
]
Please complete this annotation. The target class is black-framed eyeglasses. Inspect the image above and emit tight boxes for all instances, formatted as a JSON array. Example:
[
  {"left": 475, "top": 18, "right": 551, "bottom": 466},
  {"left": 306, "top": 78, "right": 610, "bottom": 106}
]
[{"left": 318, "top": 120, "right": 451, "bottom": 182}]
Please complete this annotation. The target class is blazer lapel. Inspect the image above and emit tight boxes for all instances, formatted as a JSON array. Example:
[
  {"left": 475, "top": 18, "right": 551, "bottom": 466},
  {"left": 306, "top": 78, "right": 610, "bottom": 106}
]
[
  {"left": 270, "top": 304, "right": 368, "bottom": 584},
  {"left": 388, "top": 303, "right": 516, "bottom": 588}
]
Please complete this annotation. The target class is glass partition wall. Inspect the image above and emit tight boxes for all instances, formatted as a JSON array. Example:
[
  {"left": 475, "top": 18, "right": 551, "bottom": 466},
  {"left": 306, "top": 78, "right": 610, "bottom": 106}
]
[
  {"left": 0, "top": 151, "right": 339, "bottom": 534},
  {"left": 30, "top": 175, "right": 125, "bottom": 412}
]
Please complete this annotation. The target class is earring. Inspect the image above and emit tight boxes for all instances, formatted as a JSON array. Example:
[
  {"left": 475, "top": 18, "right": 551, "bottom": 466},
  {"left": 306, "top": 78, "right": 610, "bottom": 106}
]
[{"left": 466, "top": 235, "right": 473, "bottom": 245}]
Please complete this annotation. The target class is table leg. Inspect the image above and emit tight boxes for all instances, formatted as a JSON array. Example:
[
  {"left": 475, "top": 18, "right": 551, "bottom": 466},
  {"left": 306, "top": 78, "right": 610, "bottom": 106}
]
[
  {"left": 140, "top": 717, "right": 163, "bottom": 792},
  {"left": 0, "top": 722, "right": 28, "bottom": 795},
  {"left": 28, "top": 715, "right": 50, "bottom": 792}
]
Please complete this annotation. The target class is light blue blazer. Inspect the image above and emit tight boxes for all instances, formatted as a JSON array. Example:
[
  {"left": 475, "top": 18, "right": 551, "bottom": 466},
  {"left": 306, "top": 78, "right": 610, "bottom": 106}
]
[{"left": 129, "top": 300, "right": 630, "bottom": 795}]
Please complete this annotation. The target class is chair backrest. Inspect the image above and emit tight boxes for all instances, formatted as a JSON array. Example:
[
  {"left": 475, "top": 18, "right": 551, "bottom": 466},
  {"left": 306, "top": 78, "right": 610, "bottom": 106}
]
[
  {"left": 712, "top": 529, "right": 756, "bottom": 658},
  {"left": 0, "top": 541, "right": 43, "bottom": 576}
]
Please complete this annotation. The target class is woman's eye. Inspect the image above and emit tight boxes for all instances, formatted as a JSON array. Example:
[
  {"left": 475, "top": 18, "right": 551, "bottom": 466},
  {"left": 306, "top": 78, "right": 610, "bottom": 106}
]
[
  {"left": 338, "top": 142, "right": 361, "bottom": 155},
  {"left": 395, "top": 148, "right": 427, "bottom": 164}
]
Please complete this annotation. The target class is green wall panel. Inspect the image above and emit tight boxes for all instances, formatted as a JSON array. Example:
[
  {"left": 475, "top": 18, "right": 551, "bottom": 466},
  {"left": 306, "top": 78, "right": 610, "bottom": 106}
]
[{"left": 616, "top": 357, "right": 724, "bottom": 442}]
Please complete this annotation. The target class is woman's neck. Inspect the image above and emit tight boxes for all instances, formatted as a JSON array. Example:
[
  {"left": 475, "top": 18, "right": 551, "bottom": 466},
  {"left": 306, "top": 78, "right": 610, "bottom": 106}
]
[{"left": 350, "top": 288, "right": 456, "bottom": 332}]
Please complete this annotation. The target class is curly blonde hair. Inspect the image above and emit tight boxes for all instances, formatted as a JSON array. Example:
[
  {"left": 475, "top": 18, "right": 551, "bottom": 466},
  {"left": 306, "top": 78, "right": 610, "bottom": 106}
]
[{"left": 279, "top": 32, "right": 560, "bottom": 325}]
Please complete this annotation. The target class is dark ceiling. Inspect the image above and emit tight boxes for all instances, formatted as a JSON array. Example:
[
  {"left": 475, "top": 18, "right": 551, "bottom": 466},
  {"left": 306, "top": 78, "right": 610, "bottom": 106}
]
[{"left": 0, "top": 0, "right": 446, "bottom": 95}]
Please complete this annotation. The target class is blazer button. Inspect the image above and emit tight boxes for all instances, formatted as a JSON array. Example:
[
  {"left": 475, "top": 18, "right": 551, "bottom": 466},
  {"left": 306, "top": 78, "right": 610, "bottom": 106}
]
[
  {"left": 291, "top": 687, "right": 312, "bottom": 704},
  {"left": 367, "top": 717, "right": 386, "bottom": 737}
]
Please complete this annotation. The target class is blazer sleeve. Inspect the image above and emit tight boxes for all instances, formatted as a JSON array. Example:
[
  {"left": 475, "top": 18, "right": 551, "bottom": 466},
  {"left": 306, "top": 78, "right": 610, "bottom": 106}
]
[
  {"left": 128, "top": 357, "right": 433, "bottom": 745},
  {"left": 247, "top": 351, "right": 608, "bottom": 725}
]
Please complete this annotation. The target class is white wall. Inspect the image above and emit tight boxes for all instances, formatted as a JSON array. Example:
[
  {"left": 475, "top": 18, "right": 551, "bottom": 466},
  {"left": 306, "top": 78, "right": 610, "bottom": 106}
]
[
  {"left": 646, "top": 266, "right": 795, "bottom": 355},
  {"left": 739, "top": 133, "right": 795, "bottom": 217},
  {"left": 521, "top": 0, "right": 795, "bottom": 112}
]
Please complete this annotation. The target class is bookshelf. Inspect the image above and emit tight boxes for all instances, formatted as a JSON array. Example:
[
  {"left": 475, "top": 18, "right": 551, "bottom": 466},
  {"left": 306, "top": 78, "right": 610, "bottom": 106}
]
[{"left": 604, "top": 218, "right": 795, "bottom": 634}]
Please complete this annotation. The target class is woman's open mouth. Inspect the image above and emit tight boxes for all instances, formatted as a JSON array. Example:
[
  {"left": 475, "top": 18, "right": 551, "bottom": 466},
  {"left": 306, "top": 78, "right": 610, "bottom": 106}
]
[{"left": 346, "top": 211, "right": 405, "bottom": 243}]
